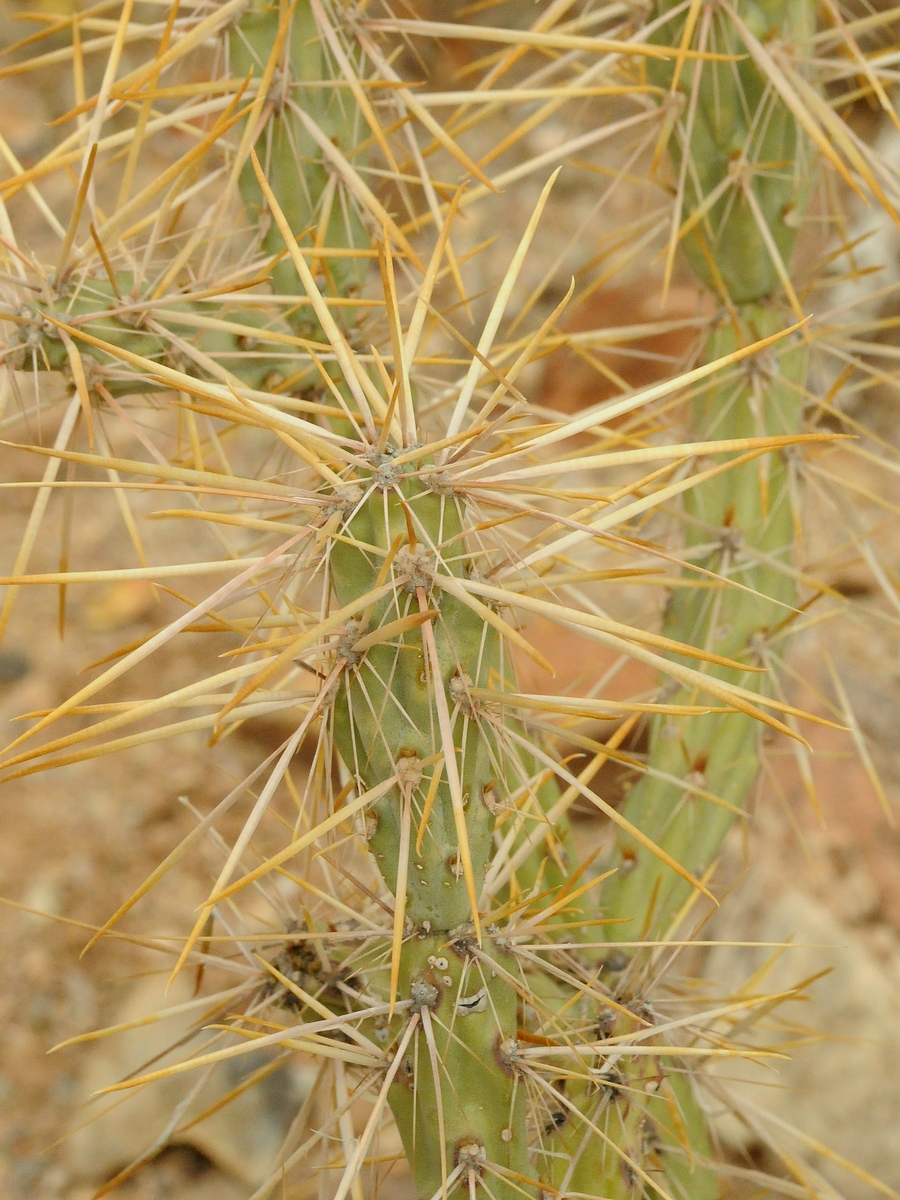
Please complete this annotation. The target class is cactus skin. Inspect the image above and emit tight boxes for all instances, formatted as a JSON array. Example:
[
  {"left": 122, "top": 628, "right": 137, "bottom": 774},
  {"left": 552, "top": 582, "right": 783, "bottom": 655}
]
[
  {"left": 230, "top": 1, "right": 369, "bottom": 326},
  {"left": 603, "top": 311, "right": 808, "bottom": 941},
  {"left": 649, "top": 0, "right": 813, "bottom": 304},
  {"left": 599, "top": 4, "right": 812, "bottom": 935},
  {"left": 389, "top": 932, "right": 531, "bottom": 1200},
  {"left": 330, "top": 474, "right": 503, "bottom": 930}
]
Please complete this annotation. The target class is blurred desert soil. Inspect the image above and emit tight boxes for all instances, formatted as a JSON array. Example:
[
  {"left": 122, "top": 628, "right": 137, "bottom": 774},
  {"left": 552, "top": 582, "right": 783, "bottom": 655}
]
[{"left": 3, "top": 4, "right": 900, "bottom": 1199}]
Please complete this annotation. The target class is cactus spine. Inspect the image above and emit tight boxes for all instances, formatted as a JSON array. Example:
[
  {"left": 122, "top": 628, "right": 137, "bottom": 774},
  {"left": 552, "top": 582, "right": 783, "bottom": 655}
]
[{"left": 600, "top": 1, "right": 814, "bottom": 935}]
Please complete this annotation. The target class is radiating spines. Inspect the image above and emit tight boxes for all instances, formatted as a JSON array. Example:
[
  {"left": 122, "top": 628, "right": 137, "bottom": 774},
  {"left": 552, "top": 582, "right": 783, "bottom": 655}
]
[
  {"left": 229, "top": 0, "right": 370, "bottom": 325},
  {"left": 328, "top": 466, "right": 506, "bottom": 930},
  {"left": 388, "top": 931, "right": 531, "bottom": 1200},
  {"left": 597, "top": 56, "right": 818, "bottom": 949},
  {"left": 652, "top": 0, "right": 815, "bottom": 305}
]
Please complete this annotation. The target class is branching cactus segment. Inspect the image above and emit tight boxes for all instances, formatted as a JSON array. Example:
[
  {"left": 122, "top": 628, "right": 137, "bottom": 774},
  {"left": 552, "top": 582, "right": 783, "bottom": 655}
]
[
  {"left": 602, "top": 0, "right": 815, "bottom": 942},
  {"left": 330, "top": 474, "right": 503, "bottom": 929},
  {"left": 238, "top": 4, "right": 544, "bottom": 1180},
  {"left": 230, "top": 0, "right": 369, "bottom": 323},
  {"left": 21, "top": 276, "right": 301, "bottom": 395},
  {"left": 606, "top": 315, "right": 808, "bottom": 938},
  {"left": 650, "top": 0, "right": 814, "bottom": 304},
  {"left": 536, "top": 1016, "right": 717, "bottom": 1200},
  {"left": 389, "top": 933, "right": 530, "bottom": 1200}
]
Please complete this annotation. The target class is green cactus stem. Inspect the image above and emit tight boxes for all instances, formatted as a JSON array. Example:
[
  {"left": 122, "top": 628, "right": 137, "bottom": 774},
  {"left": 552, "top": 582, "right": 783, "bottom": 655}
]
[
  {"left": 329, "top": 475, "right": 504, "bottom": 930},
  {"left": 227, "top": 6, "right": 539, "bottom": 1186},
  {"left": 602, "top": 310, "right": 808, "bottom": 942},
  {"left": 11, "top": 274, "right": 303, "bottom": 395},
  {"left": 649, "top": 0, "right": 814, "bottom": 305},
  {"left": 601, "top": 0, "right": 814, "bottom": 942},
  {"left": 389, "top": 931, "right": 531, "bottom": 1200},
  {"left": 230, "top": 0, "right": 369, "bottom": 323}
]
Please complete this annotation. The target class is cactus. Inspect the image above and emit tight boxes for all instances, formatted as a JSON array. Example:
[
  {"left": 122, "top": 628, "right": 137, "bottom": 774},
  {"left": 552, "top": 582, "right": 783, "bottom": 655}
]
[
  {"left": 600, "top": 0, "right": 817, "bottom": 942},
  {"left": 1, "top": 2, "right": 899, "bottom": 1199}
]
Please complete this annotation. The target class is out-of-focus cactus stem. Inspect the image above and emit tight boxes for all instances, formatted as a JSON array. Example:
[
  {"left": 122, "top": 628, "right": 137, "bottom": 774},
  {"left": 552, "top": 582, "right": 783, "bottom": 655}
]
[{"left": 602, "top": 0, "right": 814, "bottom": 942}]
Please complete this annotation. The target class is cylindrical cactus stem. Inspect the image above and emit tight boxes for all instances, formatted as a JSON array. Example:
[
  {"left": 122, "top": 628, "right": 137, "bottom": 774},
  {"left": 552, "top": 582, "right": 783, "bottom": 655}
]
[
  {"left": 583, "top": 312, "right": 806, "bottom": 1200},
  {"left": 536, "top": 1016, "right": 719, "bottom": 1200},
  {"left": 602, "top": 310, "right": 808, "bottom": 940},
  {"left": 231, "top": 7, "right": 535, "bottom": 1189},
  {"left": 599, "top": 0, "right": 815, "bottom": 942},
  {"left": 328, "top": 467, "right": 538, "bottom": 1196},
  {"left": 389, "top": 931, "right": 531, "bottom": 1200},
  {"left": 523, "top": 911, "right": 719, "bottom": 1198},
  {"left": 649, "top": 1071, "right": 719, "bottom": 1198},
  {"left": 230, "top": 0, "right": 369, "bottom": 332},
  {"left": 11, "top": 279, "right": 174, "bottom": 390},
  {"left": 649, "top": 0, "right": 814, "bottom": 304},
  {"left": 329, "top": 476, "right": 503, "bottom": 929},
  {"left": 570, "top": 5, "right": 816, "bottom": 1191},
  {"left": 14, "top": 276, "right": 302, "bottom": 395}
]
